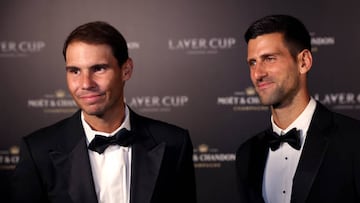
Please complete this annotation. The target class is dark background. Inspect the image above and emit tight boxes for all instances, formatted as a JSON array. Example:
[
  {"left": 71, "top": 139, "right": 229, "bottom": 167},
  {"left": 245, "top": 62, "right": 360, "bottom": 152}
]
[{"left": 1, "top": 0, "right": 359, "bottom": 202}]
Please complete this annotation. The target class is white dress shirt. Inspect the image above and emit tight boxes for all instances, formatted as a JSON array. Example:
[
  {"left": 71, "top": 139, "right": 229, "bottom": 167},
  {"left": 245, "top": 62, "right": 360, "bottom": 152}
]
[
  {"left": 82, "top": 106, "right": 132, "bottom": 203},
  {"left": 262, "top": 98, "right": 317, "bottom": 203}
]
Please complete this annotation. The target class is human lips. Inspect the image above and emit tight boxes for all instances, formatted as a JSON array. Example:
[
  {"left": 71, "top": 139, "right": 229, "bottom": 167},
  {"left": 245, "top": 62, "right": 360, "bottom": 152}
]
[
  {"left": 78, "top": 93, "right": 105, "bottom": 104},
  {"left": 255, "top": 81, "right": 274, "bottom": 91}
]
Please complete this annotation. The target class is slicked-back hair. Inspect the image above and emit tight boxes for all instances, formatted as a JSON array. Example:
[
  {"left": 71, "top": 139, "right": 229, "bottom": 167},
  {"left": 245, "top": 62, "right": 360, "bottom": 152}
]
[
  {"left": 63, "top": 21, "right": 128, "bottom": 66},
  {"left": 244, "top": 15, "right": 311, "bottom": 59}
]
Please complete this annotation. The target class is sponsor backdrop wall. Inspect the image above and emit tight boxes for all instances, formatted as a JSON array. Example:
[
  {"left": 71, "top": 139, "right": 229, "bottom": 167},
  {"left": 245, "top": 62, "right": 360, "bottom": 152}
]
[{"left": 1, "top": 0, "right": 359, "bottom": 202}]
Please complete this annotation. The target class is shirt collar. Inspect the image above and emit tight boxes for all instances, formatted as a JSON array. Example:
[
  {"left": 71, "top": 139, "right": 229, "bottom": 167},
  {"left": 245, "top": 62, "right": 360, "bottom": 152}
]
[
  {"left": 271, "top": 97, "right": 316, "bottom": 136},
  {"left": 82, "top": 105, "right": 131, "bottom": 145}
]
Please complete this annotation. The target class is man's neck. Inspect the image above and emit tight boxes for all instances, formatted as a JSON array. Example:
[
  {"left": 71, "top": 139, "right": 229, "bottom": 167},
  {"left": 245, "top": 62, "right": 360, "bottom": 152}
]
[
  {"left": 84, "top": 105, "right": 126, "bottom": 133},
  {"left": 271, "top": 95, "right": 310, "bottom": 129}
]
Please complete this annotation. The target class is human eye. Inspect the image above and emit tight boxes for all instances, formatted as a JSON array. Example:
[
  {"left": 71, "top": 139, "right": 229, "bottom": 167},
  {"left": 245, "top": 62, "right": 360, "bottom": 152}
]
[
  {"left": 248, "top": 59, "right": 256, "bottom": 67},
  {"left": 264, "top": 55, "right": 276, "bottom": 63},
  {"left": 92, "top": 64, "right": 108, "bottom": 73},
  {"left": 66, "top": 66, "right": 80, "bottom": 75}
]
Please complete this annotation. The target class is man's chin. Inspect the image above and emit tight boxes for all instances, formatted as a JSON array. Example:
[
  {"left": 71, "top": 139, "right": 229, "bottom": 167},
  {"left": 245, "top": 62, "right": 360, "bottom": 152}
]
[
  {"left": 82, "top": 108, "right": 105, "bottom": 117},
  {"left": 259, "top": 96, "right": 279, "bottom": 107},
  {"left": 258, "top": 95, "right": 271, "bottom": 106}
]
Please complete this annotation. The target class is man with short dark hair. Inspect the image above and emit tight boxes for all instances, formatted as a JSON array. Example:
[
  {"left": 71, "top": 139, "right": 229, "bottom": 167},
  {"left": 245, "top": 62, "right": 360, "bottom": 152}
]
[
  {"left": 236, "top": 15, "right": 360, "bottom": 203},
  {"left": 12, "top": 21, "right": 197, "bottom": 203}
]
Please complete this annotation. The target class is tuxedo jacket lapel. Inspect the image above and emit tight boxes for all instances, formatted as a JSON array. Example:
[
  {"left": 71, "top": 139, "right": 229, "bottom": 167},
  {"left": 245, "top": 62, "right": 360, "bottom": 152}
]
[
  {"left": 46, "top": 109, "right": 166, "bottom": 203},
  {"left": 130, "top": 141, "right": 165, "bottom": 203},
  {"left": 48, "top": 111, "right": 98, "bottom": 203},
  {"left": 251, "top": 132, "right": 269, "bottom": 197},
  {"left": 129, "top": 110, "right": 166, "bottom": 203},
  {"left": 292, "top": 103, "right": 332, "bottom": 203},
  {"left": 237, "top": 131, "right": 269, "bottom": 202}
]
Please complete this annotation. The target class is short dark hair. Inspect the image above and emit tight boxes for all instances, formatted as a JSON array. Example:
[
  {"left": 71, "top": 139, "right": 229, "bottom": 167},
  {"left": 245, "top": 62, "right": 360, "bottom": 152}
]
[
  {"left": 244, "top": 15, "right": 311, "bottom": 58},
  {"left": 62, "top": 21, "right": 129, "bottom": 66}
]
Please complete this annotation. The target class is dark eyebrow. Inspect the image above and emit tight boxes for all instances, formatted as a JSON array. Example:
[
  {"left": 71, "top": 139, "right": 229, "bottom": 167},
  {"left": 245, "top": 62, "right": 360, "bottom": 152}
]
[
  {"left": 260, "top": 52, "right": 280, "bottom": 59},
  {"left": 90, "top": 64, "right": 110, "bottom": 69},
  {"left": 65, "top": 64, "right": 110, "bottom": 71},
  {"left": 65, "top": 65, "right": 79, "bottom": 71},
  {"left": 247, "top": 52, "right": 281, "bottom": 65}
]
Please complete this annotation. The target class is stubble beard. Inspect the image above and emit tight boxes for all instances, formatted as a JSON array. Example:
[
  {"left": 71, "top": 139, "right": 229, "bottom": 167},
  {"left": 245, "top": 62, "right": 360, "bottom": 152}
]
[
  {"left": 258, "top": 84, "right": 299, "bottom": 110},
  {"left": 258, "top": 91, "right": 283, "bottom": 108}
]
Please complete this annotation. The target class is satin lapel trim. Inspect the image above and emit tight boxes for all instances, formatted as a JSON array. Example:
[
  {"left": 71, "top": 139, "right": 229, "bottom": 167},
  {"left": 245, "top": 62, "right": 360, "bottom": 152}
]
[
  {"left": 292, "top": 103, "right": 331, "bottom": 203},
  {"left": 49, "top": 135, "right": 98, "bottom": 203},
  {"left": 251, "top": 132, "right": 270, "bottom": 198},
  {"left": 292, "top": 128, "right": 328, "bottom": 203},
  {"left": 130, "top": 142, "right": 165, "bottom": 203}
]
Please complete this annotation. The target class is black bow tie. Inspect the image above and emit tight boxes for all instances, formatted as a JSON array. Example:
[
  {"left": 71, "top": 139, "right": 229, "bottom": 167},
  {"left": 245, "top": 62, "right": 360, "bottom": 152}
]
[
  {"left": 88, "top": 128, "right": 135, "bottom": 154},
  {"left": 266, "top": 128, "right": 301, "bottom": 151}
]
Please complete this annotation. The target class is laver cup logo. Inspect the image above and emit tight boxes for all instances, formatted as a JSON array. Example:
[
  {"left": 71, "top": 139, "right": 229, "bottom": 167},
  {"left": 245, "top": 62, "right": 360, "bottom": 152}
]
[
  {"left": 168, "top": 37, "right": 236, "bottom": 55},
  {"left": 314, "top": 92, "right": 360, "bottom": 110},
  {"left": 0, "top": 40, "right": 46, "bottom": 57},
  {"left": 127, "top": 95, "right": 189, "bottom": 113}
]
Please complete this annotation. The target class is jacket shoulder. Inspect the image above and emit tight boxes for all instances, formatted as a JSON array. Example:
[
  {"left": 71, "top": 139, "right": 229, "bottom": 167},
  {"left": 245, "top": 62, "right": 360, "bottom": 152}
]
[
  {"left": 130, "top": 110, "right": 190, "bottom": 144},
  {"left": 24, "top": 111, "right": 81, "bottom": 146}
]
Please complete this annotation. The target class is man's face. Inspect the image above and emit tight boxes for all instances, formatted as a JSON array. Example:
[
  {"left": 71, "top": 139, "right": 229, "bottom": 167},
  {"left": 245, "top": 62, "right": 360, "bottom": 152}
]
[
  {"left": 65, "top": 41, "right": 131, "bottom": 118},
  {"left": 247, "top": 33, "right": 301, "bottom": 108}
]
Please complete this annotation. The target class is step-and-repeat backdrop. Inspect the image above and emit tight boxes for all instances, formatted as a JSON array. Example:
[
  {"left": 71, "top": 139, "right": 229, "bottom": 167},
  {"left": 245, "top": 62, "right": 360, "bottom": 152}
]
[{"left": 1, "top": 0, "right": 359, "bottom": 202}]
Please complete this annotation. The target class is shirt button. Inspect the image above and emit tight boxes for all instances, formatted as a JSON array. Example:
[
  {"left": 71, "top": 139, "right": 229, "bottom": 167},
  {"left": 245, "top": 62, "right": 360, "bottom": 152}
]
[
  {"left": 283, "top": 190, "right": 286, "bottom": 194},
  {"left": 285, "top": 157, "right": 288, "bottom": 160}
]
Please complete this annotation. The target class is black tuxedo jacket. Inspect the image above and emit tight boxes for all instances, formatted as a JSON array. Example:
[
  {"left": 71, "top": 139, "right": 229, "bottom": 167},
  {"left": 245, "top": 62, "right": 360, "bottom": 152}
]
[
  {"left": 11, "top": 109, "right": 197, "bottom": 203},
  {"left": 236, "top": 102, "right": 360, "bottom": 203}
]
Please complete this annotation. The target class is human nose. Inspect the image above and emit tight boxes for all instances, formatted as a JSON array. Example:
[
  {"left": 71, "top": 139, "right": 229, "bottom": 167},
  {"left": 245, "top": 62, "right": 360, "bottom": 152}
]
[
  {"left": 252, "top": 63, "right": 267, "bottom": 81},
  {"left": 80, "top": 72, "right": 96, "bottom": 90}
]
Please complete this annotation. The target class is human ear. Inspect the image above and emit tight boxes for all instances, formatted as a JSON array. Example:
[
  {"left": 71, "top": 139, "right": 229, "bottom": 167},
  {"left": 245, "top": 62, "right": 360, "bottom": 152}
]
[
  {"left": 122, "top": 58, "right": 133, "bottom": 80},
  {"left": 298, "top": 49, "right": 312, "bottom": 74}
]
